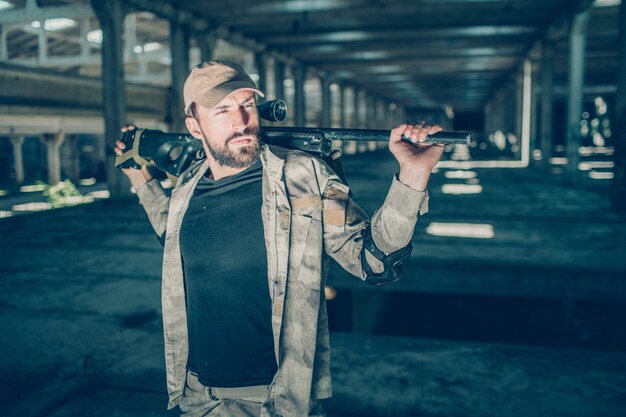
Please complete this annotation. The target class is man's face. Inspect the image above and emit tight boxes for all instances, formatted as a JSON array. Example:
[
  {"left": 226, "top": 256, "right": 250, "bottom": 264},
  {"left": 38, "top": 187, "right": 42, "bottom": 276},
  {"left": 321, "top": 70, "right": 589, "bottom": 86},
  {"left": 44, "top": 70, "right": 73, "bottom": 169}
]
[{"left": 188, "top": 89, "right": 261, "bottom": 169}]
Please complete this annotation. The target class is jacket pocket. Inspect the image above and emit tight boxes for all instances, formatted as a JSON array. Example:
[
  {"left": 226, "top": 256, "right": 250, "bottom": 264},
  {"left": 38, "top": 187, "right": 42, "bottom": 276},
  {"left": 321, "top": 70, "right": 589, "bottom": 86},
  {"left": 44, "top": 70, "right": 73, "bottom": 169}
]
[
  {"left": 289, "top": 207, "right": 323, "bottom": 290},
  {"left": 291, "top": 196, "right": 323, "bottom": 221}
]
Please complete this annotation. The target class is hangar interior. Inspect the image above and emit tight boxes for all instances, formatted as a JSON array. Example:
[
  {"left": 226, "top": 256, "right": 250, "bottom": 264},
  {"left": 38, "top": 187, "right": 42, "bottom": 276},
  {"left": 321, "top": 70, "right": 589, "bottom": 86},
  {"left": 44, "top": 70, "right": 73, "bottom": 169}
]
[
  {"left": 0, "top": 0, "right": 625, "bottom": 416},
  {"left": 0, "top": 0, "right": 622, "bottom": 197}
]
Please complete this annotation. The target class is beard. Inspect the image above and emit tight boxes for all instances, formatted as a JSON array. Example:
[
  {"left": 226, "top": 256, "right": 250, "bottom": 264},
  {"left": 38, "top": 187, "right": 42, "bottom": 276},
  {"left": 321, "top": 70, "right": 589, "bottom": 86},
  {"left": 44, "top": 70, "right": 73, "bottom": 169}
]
[{"left": 203, "top": 127, "right": 261, "bottom": 169}]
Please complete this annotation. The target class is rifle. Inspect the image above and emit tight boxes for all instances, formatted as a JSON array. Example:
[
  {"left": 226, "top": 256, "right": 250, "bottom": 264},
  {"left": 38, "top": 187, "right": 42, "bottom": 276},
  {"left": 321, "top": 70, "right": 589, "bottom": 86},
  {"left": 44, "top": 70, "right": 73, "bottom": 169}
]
[{"left": 115, "top": 100, "right": 472, "bottom": 181}]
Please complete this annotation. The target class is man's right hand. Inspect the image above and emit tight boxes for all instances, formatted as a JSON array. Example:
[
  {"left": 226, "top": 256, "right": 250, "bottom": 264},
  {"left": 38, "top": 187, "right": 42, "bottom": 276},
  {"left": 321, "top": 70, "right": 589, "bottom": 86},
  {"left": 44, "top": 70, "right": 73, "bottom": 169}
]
[{"left": 115, "top": 124, "right": 153, "bottom": 190}]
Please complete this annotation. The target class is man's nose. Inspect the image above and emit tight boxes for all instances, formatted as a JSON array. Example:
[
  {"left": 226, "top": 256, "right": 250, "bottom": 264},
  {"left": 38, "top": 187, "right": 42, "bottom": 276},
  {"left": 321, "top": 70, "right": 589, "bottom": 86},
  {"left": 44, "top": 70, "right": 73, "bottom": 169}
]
[{"left": 233, "top": 107, "right": 250, "bottom": 129}]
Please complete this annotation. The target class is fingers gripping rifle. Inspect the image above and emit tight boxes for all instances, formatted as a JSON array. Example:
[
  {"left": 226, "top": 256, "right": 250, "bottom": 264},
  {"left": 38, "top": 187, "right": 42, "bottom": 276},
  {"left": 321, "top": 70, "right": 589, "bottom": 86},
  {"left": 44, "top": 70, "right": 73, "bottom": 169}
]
[{"left": 115, "top": 100, "right": 473, "bottom": 185}]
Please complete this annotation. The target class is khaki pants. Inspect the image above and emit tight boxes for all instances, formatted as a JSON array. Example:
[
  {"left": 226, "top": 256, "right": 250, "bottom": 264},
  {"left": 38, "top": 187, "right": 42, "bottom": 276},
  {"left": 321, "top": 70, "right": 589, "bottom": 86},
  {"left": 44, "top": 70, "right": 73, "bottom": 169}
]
[
  {"left": 179, "top": 371, "right": 263, "bottom": 417},
  {"left": 178, "top": 371, "right": 325, "bottom": 417}
]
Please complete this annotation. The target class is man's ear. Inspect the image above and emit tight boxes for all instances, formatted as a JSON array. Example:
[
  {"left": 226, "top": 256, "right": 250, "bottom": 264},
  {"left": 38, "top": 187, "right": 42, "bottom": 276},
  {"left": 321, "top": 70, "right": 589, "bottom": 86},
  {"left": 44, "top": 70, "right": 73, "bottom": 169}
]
[{"left": 185, "top": 116, "right": 203, "bottom": 139}]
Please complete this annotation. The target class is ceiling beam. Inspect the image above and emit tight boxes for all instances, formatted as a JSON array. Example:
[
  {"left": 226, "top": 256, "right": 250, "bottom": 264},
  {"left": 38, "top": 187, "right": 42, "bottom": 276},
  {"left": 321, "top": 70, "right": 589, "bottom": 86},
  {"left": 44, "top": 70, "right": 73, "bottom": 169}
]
[
  {"left": 262, "top": 25, "right": 540, "bottom": 46},
  {"left": 323, "top": 56, "right": 517, "bottom": 72},
  {"left": 0, "top": 0, "right": 94, "bottom": 24},
  {"left": 298, "top": 46, "right": 524, "bottom": 64},
  {"left": 187, "top": 0, "right": 564, "bottom": 19},
  {"left": 276, "top": 35, "right": 535, "bottom": 53}
]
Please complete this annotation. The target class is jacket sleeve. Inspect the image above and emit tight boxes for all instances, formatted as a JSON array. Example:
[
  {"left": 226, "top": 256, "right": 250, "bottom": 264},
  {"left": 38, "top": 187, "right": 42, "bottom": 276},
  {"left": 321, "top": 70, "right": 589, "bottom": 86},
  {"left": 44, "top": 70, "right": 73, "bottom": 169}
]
[
  {"left": 135, "top": 179, "right": 171, "bottom": 241},
  {"left": 315, "top": 159, "right": 429, "bottom": 281}
]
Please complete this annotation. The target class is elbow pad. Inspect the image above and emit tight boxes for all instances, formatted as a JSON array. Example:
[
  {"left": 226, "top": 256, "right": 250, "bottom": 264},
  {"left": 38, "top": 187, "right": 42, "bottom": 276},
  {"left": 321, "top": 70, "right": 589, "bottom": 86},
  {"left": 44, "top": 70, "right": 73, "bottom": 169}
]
[{"left": 360, "top": 226, "right": 412, "bottom": 286}]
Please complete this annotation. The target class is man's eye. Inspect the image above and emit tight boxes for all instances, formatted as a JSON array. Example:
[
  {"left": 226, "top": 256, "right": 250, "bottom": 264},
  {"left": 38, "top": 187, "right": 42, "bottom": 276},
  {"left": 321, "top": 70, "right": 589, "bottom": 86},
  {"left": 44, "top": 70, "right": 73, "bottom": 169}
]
[
  {"left": 245, "top": 103, "right": 255, "bottom": 108},
  {"left": 216, "top": 109, "right": 227, "bottom": 115}
]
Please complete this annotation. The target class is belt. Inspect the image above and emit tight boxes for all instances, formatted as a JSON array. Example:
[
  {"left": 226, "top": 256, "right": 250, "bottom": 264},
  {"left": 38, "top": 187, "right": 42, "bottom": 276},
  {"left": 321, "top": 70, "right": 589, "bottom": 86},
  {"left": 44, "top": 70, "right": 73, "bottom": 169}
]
[{"left": 208, "top": 384, "right": 270, "bottom": 400}]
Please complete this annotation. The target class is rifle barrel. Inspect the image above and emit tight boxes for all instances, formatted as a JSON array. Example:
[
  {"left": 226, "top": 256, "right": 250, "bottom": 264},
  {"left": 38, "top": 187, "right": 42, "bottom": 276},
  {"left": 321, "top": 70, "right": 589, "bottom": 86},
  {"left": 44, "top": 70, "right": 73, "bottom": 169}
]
[{"left": 261, "top": 126, "right": 472, "bottom": 145}]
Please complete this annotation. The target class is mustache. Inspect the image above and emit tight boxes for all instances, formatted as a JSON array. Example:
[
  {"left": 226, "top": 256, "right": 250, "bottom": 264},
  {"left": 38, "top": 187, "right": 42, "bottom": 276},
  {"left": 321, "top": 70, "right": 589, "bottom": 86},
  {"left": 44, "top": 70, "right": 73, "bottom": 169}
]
[{"left": 226, "top": 128, "right": 259, "bottom": 144}]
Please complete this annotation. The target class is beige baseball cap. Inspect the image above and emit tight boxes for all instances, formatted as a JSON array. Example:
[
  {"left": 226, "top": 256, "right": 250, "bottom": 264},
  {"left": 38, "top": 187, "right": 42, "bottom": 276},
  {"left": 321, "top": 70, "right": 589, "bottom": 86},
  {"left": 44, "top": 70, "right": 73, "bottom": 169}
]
[{"left": 183, "top": 60, "right": 265, "bottom": 115}]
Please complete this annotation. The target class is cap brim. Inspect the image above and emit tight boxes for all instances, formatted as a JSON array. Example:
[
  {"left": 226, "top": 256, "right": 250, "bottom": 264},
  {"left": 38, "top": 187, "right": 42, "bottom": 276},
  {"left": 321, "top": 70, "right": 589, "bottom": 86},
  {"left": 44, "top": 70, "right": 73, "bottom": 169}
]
[{"left": 192, "top": 80, "right": 265, "bottom": 112}]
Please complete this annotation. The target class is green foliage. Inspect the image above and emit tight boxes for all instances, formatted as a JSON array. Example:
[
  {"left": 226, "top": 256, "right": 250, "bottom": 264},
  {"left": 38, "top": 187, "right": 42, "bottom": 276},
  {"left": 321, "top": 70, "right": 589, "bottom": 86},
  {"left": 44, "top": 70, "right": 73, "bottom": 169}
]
[{"left": 41, "top": 180, "right": 94, "bottom": 208}]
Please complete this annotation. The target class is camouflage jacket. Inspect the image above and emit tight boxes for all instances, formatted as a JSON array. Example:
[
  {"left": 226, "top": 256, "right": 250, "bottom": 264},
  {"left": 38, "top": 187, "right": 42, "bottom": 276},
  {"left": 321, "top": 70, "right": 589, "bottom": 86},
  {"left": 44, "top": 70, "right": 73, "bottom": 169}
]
[{"left": 135, "top": 144, "right": 429, "bottom": 416}]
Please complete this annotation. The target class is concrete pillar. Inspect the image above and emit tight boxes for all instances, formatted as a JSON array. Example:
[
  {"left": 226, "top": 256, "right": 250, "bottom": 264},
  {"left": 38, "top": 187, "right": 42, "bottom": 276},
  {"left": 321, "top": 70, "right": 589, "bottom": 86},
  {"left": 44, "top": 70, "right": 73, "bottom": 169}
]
[
  {"left": 254, "top": 52, "right": 267, "bottom": 102},
  {"left": 357, "top": 92, "right": 369, "bottom": 151},
  {"left": 342, "top": 88, "right": 359, "bottom": 154},
  {"left": 91, "top": 0, "right": 130, "bottom": 199},
  {"left": 378, "top": 100, "right": 389, "bottom": 149},
  {"left": 79, "top": 18, "right": 91, "bottom": 60},
  {"left": 0, "top": 25, "right": 7, "bottom": 60},
  {"left": 491, "top": 99, "right": 498, "bottom": 133},
  {"left": 369, "top": 98, "right": 380, "bottom": 150},
  {"left": 380, "top": 100, "right": 391, "bottom": 129},
  {"left": 495, "top": 90, "right": 503, "bottom": 130},
  {"left": 378, "top": 99, "right": 385, "bottom": 128},
  {"left": 124, "top": 13, "right": 136, "bottom": 61},
  {"left": 293, "top": 64, "right": 306, "bottom": 126},
  {"left": 501, "top": 86, "right": 510, "bottom": 135},
  {"left": 609, "top": 5, "right": 626, "bottom": 340},
  {"left": 40, "top": 131, "right": 65, "bottom": 185},
  {"left": 274, "top": 60, "right": 285, "bottom": 100},
  {"left": 540, "top": 40, "right": 555, "bottom": 168},
  {"left": 565, "top": 9, "right": 589, "bottom": 181},
  {"left": 391, "top": 103, "right": 398, "bottom": 127},
  {"left": 490, "top": 99, "right": 497, "bottom": 133},
  {"left": 380, "top": 101, "right": 386, "bottom": 128},
  {"left": 506, "top": 83, "right": 515, "bottom": 136},
  {"left": 530, "top": 66, "right": 540, "bottom": 161},
  {"left": 485, "top": 100, "right": 493, "bottom": 133},
  {"left": 383, "top": 101, "right": 389, "bottom": 128},
  {"left": 380, "top": 100, "right": 386, "bottom": 129},
  {"left": 363, "top": 94, "right": 370, "bottom": 128},
  {"left": 515, "top": 70, "right": 524, "bottom": 159},
  {"left": 37, "top": 21, "right": 47, "bottom": 63},
  {"left": 520, "top": 59, "right": 532, "bottom": 164},
  {"left": 10, "top": 136, "right": 25, "bottom": 185},
  {"left": 489, "top": 92, "right": 500, "bottom": 146},
  {"left": 196, "top": 32, "right": 216, "bottom": 63},
  {"left": 364, "top": 93, "right": 371, "bottom": 129},
  {"left": 505, "top": 87, "right": 512, "bottom": 133},
  {"left": 170, "top": 19, "right": 190, "bottom": 132},
  {"left": 367, "top": 98, "right": 378, "bottom": 149},
  {"left": 320, "top": 76, "right": 331, "bottom": 127},
  {"left": 352, "top": 88, "right": 360, "bottom": 128},
  {"left": 493, "top": 91, "right": 502, "bottom": 134},
  {"left": 373, "top": 99, "right": 380, "bottom": 128},
  {"left": 611, "top": 1, "right": 626, "bottom": 211},
  {"left": 495, "top": 89, "right": 507, "bottom": 149},
  {"left": 506, "top": 84, "right": 517, "bottom": 134},
  {"left": 496, "top": 94, "right": 503, "bottom": 133},
  {"left": 339, "top": 84, "right": 346, "bottom": 128}
]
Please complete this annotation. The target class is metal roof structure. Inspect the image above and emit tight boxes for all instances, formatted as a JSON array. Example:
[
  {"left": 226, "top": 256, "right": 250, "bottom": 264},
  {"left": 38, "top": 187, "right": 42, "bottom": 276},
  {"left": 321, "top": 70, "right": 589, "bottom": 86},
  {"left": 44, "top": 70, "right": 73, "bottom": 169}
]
[{"left": 0, "top": 0, "right": 621, "bottom": 112}]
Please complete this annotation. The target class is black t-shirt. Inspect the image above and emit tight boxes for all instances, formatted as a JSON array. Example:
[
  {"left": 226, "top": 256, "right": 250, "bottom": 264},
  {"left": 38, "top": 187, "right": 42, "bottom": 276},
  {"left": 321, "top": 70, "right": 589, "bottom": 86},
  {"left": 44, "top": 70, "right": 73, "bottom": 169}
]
[{"left": 180, "top": 161, "right": 277, "bottom": 387}]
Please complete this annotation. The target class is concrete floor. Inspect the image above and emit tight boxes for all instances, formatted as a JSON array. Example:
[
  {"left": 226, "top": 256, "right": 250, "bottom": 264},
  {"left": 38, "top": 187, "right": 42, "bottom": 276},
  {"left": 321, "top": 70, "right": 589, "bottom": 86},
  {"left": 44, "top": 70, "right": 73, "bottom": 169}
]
[{"left": 1, "top": 150, "right": 625, "bottom": 416}]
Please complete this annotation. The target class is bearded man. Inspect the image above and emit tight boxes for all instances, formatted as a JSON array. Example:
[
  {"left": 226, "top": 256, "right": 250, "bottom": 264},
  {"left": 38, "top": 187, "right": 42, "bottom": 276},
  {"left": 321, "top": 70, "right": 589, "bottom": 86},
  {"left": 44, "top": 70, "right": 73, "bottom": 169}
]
[{"left": 115, "top": 60, "right": 444, "bottom": 417}]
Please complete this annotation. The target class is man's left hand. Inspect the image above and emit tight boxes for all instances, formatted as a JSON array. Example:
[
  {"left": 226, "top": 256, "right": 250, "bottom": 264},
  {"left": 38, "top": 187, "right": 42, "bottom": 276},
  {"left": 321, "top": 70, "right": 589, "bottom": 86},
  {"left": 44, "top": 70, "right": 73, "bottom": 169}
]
[{"left": 389, "top": 122, "right": 445, "bottom": 191}]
